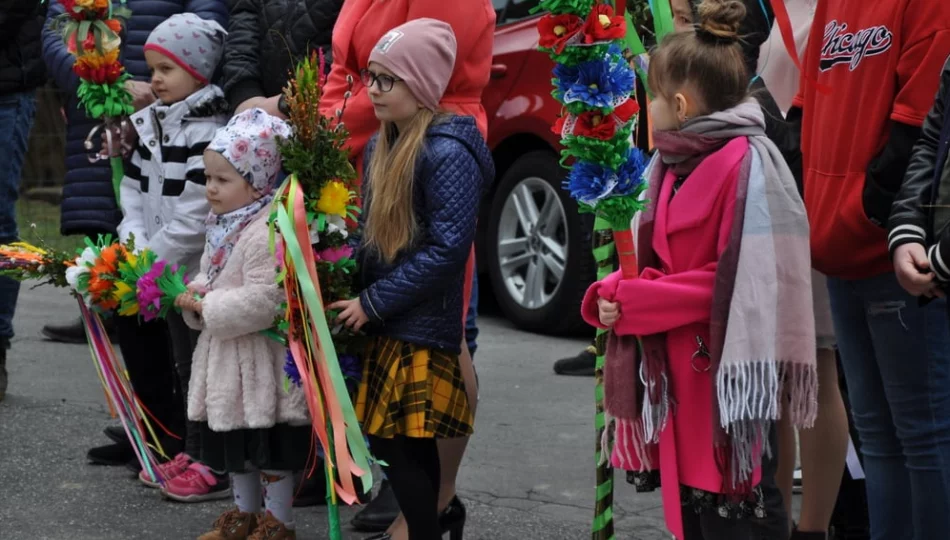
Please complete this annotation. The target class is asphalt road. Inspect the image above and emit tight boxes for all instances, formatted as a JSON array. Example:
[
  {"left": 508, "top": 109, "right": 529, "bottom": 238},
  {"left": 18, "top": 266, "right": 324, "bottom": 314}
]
[{"left": 0, "top": 283, "right": 675, "bottom": 540}]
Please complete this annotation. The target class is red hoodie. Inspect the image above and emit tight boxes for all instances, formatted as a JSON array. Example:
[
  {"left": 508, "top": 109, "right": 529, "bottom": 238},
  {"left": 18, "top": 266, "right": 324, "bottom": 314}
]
[{"left": 794, "top": 0, "right": 950, "bottom": 279}]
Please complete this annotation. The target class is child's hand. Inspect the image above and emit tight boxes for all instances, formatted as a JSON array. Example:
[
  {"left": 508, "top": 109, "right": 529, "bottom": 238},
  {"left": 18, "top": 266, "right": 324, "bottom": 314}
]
[
  {"left": 175, "top": 292, "right": 203, "bottom": 314},
  {"left": 598, "top": 297, "right": 621, "bottom": 327},
  {"left": 329, "top": 298, "right": 369, "bottom": 332}
]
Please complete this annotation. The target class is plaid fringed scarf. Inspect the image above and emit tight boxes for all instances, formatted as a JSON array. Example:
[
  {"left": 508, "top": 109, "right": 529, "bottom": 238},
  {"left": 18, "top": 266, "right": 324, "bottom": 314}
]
[{"left": 607, "top": 100, "right": 817, "bottom": 494}]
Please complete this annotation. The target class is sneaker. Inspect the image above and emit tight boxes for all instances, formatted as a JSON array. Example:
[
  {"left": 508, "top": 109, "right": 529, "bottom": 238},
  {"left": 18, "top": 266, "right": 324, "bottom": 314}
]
[
  {"left": 160, "top": 462, "right": 232, "bottom": 502},
  {"left": 140, "top": 453, "right": 192, "bottom": 488},
  {"left": 552, "top": 348, "right": 596, "bottom": 377},
  {"left": 198, "top": 508, "right": 259, "bottom": 540},
  {"left": 87, "top": 442, "right": 135, "bottom": 466},
  {"left": 248, "top": 512, "right": 296, "bottom": 540}
]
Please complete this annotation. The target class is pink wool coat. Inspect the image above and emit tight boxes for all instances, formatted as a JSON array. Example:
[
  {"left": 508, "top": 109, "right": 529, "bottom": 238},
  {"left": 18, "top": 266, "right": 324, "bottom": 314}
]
[
  {"left": 581, "top": 138, "right": 761, "bottom": 539},
  {"left": 183, "top": 210, "right": 309, "bottom": 431}
]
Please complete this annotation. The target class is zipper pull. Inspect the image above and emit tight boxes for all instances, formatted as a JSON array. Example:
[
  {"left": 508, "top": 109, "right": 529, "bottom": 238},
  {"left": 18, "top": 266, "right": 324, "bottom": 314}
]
[{"left": 691, "top": 335, "right": 712, "bottom": 373}]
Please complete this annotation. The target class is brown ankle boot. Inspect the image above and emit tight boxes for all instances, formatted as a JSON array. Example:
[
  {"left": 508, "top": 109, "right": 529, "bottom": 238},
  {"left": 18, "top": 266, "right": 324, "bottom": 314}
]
[
  {"left": 247, "top": 512, "right": 296, "bottom": 540},
  {"left": 198, "top": 509, "right": 259, "bottom": 540}
]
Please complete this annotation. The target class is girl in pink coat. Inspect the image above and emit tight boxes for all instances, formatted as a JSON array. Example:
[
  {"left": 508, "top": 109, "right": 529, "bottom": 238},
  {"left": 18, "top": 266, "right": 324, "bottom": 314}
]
[{"left": 580, "top": 1, "right": 817, "bottom": 539}]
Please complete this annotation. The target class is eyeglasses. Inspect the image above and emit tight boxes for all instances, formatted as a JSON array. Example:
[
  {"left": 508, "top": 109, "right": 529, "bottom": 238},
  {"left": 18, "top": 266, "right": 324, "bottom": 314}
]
[{"left": 360, "top": 68, "right": 404, "bottom": 92}]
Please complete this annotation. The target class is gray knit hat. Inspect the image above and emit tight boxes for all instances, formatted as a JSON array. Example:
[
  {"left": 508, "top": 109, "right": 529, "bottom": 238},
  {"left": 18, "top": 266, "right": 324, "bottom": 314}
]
[{"left": 144, "top": 13, "right": 227, "bottom": 84}]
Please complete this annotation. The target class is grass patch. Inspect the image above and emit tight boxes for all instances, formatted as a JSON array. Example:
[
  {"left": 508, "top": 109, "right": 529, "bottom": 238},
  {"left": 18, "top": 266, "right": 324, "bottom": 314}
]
[{"left": 15, "top": 199, "right": 84, "bottom": 255}]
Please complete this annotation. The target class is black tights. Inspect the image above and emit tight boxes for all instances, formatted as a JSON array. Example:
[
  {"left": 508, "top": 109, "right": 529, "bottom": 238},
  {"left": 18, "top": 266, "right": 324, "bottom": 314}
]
[{"left": 367, "top": 435, "right": 441, "bottom": 540}]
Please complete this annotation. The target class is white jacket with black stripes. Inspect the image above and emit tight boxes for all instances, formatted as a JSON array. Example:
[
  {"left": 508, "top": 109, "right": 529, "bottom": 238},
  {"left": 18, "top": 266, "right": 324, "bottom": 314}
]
[{"left": 118, "top": 85, "right": 229, "bottom": 278}]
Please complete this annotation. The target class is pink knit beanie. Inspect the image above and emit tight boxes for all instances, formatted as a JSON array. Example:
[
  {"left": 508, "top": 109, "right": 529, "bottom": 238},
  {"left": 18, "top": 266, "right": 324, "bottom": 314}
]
[{"left": 368, "top": 18, "right": 458, "bottom": 112}]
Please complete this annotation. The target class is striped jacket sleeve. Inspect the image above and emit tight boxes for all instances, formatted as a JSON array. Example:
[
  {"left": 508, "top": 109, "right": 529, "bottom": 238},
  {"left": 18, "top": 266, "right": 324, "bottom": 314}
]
[
  {"left": 148, "top": 120, "right": 216, "bottom": 268},
  {"left": 117, "top": 148, "right": 151, "bottom": 249}
]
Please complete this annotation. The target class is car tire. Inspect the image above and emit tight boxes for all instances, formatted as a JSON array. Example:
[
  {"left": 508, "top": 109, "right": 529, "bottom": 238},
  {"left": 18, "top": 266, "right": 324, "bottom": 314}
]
[{"left": 486, "top": 150, "right": 595, "bottom": 335}]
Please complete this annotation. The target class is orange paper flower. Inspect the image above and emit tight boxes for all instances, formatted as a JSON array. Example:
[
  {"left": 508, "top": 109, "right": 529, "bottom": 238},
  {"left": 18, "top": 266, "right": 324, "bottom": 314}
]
[{"left": 98, "top": 244, "right": 123, "bottom": 273}]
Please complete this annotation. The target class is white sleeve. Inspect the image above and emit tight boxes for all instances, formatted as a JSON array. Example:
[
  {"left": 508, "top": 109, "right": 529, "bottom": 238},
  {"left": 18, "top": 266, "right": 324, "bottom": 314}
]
[
  {"left": 117, "top": 149, "right": 151, "bottom": 250},
  {"left": 148, "top": 152, "right": 211, "bottom": 267}
]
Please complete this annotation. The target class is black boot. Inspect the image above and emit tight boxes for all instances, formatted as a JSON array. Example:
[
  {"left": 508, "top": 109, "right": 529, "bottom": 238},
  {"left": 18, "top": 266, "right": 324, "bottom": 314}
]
[
  {"left": 351, "top": 480, "right": 400, "bottom": 532},
  {"left": 87, "top": 442, "right": 135, "bottom": 466},
  {"left": 42, "top": 316, "right": 118, "bottom": 344},
  {"left": 553, "top": 347, "right": 596, "bottom": 377}
]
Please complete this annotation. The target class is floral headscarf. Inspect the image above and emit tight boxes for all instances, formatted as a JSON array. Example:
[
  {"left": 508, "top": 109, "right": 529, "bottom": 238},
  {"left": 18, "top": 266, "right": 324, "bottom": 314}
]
[{"left": 204, "top": 108, "right": 291, "bottom": 284}]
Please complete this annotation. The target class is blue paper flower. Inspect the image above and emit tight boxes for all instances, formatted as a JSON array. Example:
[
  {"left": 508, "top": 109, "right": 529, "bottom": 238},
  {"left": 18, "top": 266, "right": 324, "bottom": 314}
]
[
  {"left": 559, "top": 46, "right": 635, "bottom": 109},
  {"left": 564, "top": 161, "right": 617, "bottom": 205},
  {"left": 614, "top": 148, "right": 649, "bottom": 196},
  {"left": 339, "top": 353, "right": 362, "bottom": 394},
  {"left": 283, "top": 350, "right": 302, "bottom": 388}
]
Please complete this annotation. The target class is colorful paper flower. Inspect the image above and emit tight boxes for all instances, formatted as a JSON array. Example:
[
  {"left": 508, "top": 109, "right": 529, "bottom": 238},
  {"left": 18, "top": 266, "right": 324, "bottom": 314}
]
[
  {"left": 614, "top": 148, "right": 649, "bottom": 196},
  {"left": 538, "top": 13, "right": 584, "bottom": 54},
  {"left": 583, "top": 4, "right": 626, "bottom": 44},
  {"left": 316, "top": 181, "right": 351, "bottom": 218},
  {"left": 137, "top": 261, "right": 167, "bottom": 321},
  {"left": 564, "top": 161, "right": 619, "bottom": 206},
  {"left": 284, "top": 350, "right": 302, "bottom": 388},
  {"left": 573, "top": 111, "right": 619, "bottom": 140},
  {"left": 317, "top": 246, "right": 354, "bottom": 264},
  {"left": 559, "top": 53, "right": 635, "bottom": 109}
]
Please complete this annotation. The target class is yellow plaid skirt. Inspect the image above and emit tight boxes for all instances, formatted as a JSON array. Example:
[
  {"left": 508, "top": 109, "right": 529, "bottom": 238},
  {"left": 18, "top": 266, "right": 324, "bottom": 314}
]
[{"left": 356, "top": 336, "right": 474, "bottom": 439}]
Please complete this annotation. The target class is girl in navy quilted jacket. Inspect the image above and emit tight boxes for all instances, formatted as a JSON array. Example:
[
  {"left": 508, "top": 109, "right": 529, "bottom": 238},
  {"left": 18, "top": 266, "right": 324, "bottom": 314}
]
[
  {"left": 116, "top": 13, "right": 233, "bottom": 503},
  {"left": 329, "top": 19, "right": 493, "bottom": 540}
]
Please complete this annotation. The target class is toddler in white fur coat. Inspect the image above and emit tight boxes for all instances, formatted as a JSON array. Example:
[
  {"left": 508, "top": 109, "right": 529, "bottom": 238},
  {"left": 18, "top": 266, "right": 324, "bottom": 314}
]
[{"left": 175, "top": 109, "right": 309, "bottom": 540}]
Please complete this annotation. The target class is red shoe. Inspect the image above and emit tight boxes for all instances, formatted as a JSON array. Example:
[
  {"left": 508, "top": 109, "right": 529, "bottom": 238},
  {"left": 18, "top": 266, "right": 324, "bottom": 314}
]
[
  {"left": 139, "top": 453, "right": 192, "bottom": 489},
  {"left": 160, "top": 462, "right": 232, "bottom": 503}
]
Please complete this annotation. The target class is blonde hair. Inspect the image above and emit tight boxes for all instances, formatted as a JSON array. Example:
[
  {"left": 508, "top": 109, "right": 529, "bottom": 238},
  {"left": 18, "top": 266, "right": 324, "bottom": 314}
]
[{"left": 363, "top": 109, "right": 438, "bottom": 262}]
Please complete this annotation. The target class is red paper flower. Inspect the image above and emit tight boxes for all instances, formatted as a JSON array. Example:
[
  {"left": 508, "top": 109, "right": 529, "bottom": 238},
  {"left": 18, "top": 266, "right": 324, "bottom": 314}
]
[
  {"left": 538, "top": 13, "right": 584, "bottom": 54},
  {"left": 573, "top": 111, "right": 618, "bottom": 140},
  {"left": 74, "top": 60, "right": 124, "bottom": 84},
  {"left": 583, "top": 4, "right": 626, "bottom": 44},
  {"left": 67, "top": 32, "right": 97, "bottom": 55},
  {"left": 612, "top": 98, "right": 640, "bottom": 124},
  {"left": 552, "top": 114, "right": 567, "bottom": 136}
]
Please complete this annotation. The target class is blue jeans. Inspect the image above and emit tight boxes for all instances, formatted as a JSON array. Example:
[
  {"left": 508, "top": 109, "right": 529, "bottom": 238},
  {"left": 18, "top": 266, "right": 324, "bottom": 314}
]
[
  {"left": 828, "top": 272, "right": 950, "bottom": 540},
  {"left": 0, "top": 91, "right": 37, "bottom": 344}
]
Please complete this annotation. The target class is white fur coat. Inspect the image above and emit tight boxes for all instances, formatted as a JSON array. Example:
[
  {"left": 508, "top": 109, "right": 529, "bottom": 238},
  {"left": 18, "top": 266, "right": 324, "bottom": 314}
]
[{"left": 183, "top": 209, "right": 309, "bottom": 431}]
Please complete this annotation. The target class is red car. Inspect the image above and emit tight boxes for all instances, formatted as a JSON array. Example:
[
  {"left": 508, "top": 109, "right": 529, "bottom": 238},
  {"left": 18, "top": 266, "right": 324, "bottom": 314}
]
[{"left": 478, "top": 0, "right": 595, "bottom": 334}]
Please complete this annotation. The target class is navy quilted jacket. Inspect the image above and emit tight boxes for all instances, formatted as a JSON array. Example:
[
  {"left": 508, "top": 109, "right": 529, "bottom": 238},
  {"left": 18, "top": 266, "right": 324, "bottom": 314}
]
[
  {"left": 356, "top": 116, "right": 494, "bottom": 353},
  {"left": 42, "top": 0, "right": 228, "bottom": 235}
]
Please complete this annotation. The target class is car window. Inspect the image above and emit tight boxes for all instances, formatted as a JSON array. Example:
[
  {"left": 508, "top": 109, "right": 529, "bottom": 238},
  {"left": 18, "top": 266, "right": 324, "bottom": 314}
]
[{"left": 496, "top": 0, "right": 539, "bottom": 25}]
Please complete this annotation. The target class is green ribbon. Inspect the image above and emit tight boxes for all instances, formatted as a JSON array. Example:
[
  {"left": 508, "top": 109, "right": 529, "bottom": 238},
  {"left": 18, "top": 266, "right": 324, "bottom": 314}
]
[
  {"left": 651, "top": 0, "right": 675, "bottom": 43},
  {"left": 624, "top": 12, "right": 651, "bottom": 97},
  {"left": 591, "top": 216, "right": 615, "bottom": 540},
  {"left": 110, "top": 156, "right": 123, "bottom": 204},
  {"left": 274, "top": 177, "right": 374, "bottom": 496}
]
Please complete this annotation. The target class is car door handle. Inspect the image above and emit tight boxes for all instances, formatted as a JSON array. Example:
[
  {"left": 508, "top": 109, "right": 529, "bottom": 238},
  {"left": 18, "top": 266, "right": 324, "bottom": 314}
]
[{"left": 490, "top": 64, "right": 508, "bottom": 79}]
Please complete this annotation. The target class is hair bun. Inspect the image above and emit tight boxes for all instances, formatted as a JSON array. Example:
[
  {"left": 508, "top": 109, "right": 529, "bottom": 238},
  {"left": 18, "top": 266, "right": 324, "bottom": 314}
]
[{"left": 696, "top": 0, "right": 746, "bottom": 44}]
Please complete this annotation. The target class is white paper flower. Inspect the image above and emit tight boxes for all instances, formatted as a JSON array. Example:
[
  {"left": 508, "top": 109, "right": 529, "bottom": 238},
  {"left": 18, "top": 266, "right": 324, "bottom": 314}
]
[
  {"left": 65, "top": 265, "right": 89, "bottom": 290},
  {"left": 309, "top": 220, "right": 320, "bottom": 244},
  {"left": 326, "top": 214, "right": 349, "bottom": 239},
  {"left": 77, "top": 247, "right": 97, "bottom": 268}
]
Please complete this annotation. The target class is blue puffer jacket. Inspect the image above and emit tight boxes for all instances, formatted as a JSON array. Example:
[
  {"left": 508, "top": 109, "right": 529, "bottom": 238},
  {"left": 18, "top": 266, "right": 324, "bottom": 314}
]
[
  {"left": 41, "top": 0, "right": 227, "bottom": 235},
  {"left": 357, "top": 116, "right": 494, "bottom": 353}
]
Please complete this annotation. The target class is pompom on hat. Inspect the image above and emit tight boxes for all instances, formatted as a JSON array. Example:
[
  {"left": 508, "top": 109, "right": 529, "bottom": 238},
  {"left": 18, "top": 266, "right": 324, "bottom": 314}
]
[{"left": 367, "top": 18, "right": 458, "bottom": 111}]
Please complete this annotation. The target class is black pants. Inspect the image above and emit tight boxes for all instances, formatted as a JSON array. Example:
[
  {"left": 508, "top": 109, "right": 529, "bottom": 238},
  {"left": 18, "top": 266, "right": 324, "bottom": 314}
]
[
  {"left": 681, "top": 428, "right": 789, "bottom": 540},
  {"left": 114, "top": 315, "right": 184, "bottom": 454},
  {"left": 166, "top": 312, "right": 201, "bottom": 459},
  {"left": 367, "top": 435, "right": 441, "bottom": 540}
]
